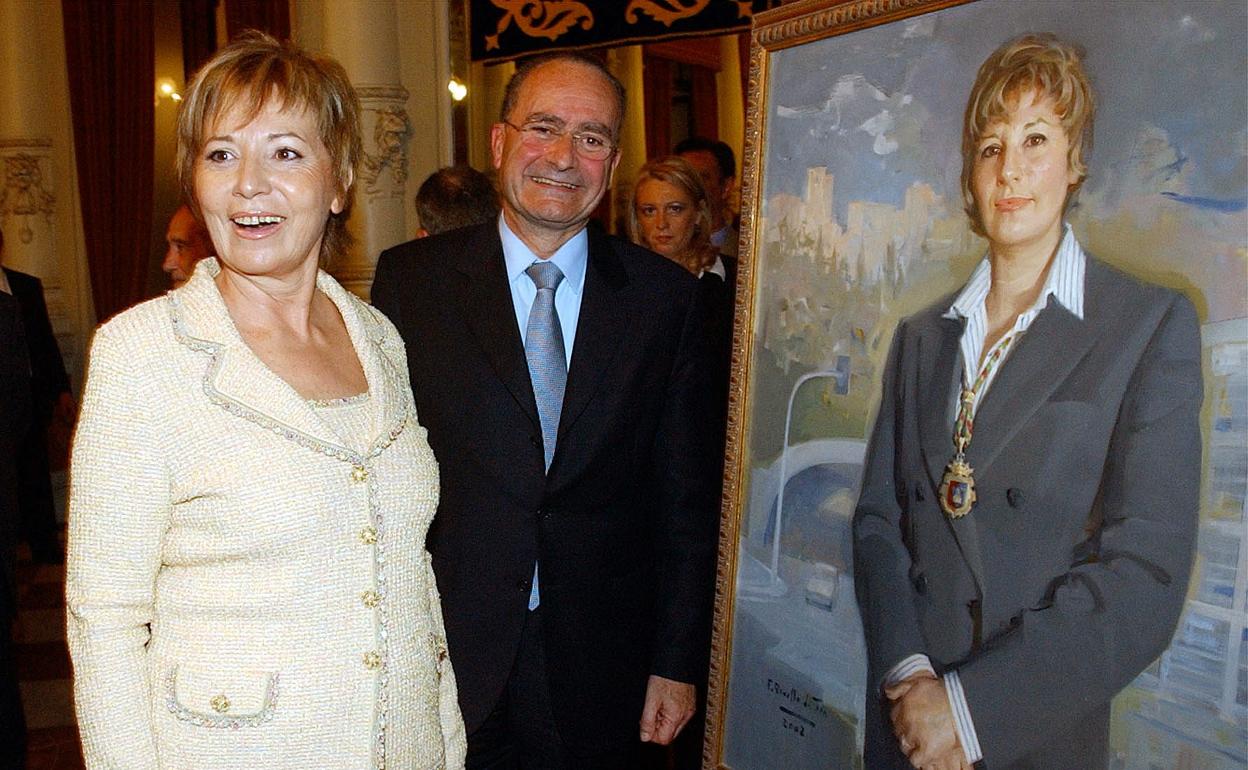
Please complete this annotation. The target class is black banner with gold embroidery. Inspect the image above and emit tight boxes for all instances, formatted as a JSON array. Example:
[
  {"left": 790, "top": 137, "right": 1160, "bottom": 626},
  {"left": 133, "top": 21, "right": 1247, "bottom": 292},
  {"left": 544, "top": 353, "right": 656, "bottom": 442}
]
[{"left": 469, "top": 0, "right": 781, "bottom": 63}]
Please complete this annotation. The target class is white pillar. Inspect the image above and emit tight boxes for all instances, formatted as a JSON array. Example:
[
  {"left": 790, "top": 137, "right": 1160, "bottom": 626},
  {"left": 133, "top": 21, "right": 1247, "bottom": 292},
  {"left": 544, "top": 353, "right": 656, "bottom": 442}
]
[
  {"left": 0, "top": 0, "right": 93, "bottom": 385},
  {"left": 292, "top": 0, "right": 454, "bottom": 300}
]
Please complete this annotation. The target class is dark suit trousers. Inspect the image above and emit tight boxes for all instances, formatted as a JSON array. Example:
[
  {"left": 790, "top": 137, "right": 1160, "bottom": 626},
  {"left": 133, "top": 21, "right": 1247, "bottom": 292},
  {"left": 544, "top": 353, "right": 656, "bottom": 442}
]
[{"left": 467, "top": 608, "right": 639, "bottom": 770}]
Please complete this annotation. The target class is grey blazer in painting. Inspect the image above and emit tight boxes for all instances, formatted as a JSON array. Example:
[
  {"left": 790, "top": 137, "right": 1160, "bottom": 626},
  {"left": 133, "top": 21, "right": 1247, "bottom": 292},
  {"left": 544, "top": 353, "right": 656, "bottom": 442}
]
[{"left": 853, "top": 257, "right": 1202, "bottom": 769}]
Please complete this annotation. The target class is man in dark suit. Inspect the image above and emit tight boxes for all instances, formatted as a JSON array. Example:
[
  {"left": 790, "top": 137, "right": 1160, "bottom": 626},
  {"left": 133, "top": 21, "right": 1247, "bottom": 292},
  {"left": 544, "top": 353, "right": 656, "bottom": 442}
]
[
  {"left": 0, "top": 289, "right": 31, "bottom": 767},
  {"left": 1, "top": 228, "right": 71, "bottom": 564},
  {"left": 373, "top": 53, "right": 720, "bottom": 769},
  {"left": 675, "top": 136, "right": 739, "bottom": 281}
]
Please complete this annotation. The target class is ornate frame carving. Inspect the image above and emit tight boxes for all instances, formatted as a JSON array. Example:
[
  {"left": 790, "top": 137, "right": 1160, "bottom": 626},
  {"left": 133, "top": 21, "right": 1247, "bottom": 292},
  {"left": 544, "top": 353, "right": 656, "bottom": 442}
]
[{"left": 703, "top": 1, "right": 969, "bottom": 767}]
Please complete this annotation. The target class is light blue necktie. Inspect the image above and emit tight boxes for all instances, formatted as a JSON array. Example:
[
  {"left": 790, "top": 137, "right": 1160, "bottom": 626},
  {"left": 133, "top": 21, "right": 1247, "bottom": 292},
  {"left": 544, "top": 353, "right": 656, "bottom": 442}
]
[{"left": 524, "top": 261, "right": 566, "bottom": 610}]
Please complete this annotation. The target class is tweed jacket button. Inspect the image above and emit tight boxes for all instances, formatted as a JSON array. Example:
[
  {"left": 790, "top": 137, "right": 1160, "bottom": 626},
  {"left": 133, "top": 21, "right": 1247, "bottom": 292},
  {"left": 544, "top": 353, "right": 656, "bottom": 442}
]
[
  {"left": 362, "top": 590, "right": 380, "bottom": 608},
  {"left": 359, "top": 526, "right": 377, "bottom": 545},
  {"left": 1006, "top": 488, "right": 1023, "bottom": 508},
  {"left": 363, "top": 651, "right": 381, "bottom": 670},
  {"left": 209, "top": 694, "right": 230, "bottom": 713},
  {"left": 351, "top": 465, "right": 369, "bottom": 483}
]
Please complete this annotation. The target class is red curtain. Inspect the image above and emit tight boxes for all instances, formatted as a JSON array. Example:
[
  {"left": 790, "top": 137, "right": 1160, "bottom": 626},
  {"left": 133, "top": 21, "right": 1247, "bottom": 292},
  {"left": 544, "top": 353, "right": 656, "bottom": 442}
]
[
  {"left": 642, "top": 54, "right": 673, "bottom": 161},
  {"left": 225, "top": 0, "right": 291, "bottom": 41},
  {"left": 181, "top": 0, "right": 219, "bottom": 82},
  {"left": 62, "top": 0, "right": 155, "bottom": 323},
  {"left": 689, "top": 67, "right": 719, "bottom": 142}
]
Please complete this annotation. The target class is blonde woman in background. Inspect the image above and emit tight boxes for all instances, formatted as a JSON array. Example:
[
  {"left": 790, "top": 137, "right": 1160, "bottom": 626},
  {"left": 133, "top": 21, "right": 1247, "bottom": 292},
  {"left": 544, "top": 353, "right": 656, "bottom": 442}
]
[
  {"left": 629, "top": 156, "right": 720, "bottom": 279},
  {"left": 67, "top": 33, "right": 465, "bottom": 769}
]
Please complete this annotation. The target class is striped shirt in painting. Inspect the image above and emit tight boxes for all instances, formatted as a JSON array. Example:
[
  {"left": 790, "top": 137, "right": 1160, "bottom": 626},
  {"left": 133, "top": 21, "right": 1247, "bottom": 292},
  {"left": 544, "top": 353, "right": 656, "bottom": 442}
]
[{"left": 943, "top": 223, "right": 1086, "bottom": 417}]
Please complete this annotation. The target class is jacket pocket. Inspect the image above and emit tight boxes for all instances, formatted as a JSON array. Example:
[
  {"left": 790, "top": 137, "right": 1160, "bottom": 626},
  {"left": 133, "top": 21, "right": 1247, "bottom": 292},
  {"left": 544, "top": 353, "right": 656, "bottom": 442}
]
[{"left": 165, "top": 664, "right": 279, "bottom": 728}]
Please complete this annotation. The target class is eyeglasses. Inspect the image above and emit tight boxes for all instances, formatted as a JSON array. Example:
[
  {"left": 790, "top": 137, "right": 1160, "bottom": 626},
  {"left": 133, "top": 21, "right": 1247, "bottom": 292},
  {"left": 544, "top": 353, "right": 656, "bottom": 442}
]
[{"left": 501, "top": 120, "right": 616, "bottom": 161}]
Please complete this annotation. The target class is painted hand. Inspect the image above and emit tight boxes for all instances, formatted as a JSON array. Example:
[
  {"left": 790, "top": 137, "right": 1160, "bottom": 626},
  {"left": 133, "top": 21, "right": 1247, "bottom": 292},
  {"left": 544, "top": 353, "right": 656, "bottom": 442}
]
[
  {"left": 888, "top": 675, "right": 963, "bottom": 769},
  {"left": 639, "top": 675, "right": 696, "bottom": 745}
]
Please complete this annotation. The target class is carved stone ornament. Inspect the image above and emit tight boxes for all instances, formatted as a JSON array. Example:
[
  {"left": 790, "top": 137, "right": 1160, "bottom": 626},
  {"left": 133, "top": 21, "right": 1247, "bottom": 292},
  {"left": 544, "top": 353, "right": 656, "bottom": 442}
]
[
  {"left": 0, "top": 144, "right": 55, "bottom": 245},
  {"left": 360, "top": 105, "right": 413, "bottom": 200}
]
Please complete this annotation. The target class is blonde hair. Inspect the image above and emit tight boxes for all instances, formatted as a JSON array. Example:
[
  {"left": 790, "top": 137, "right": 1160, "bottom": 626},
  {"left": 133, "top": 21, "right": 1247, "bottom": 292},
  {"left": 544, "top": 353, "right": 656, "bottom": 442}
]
[
  {"left": 628, "top": 156, "right": 714, "bottom": 257},
  {"left": 961, "top": 33, "right": 1095, "bottom": 235},
  {"left": 176, "top": 31, "right": 362, "bottom": 265}
]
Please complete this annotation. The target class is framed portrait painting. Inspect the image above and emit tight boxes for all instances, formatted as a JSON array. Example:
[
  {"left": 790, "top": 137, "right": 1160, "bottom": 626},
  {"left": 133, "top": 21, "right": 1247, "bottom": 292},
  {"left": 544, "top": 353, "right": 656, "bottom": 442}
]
[{"left": 706, "top": 0, "right": 1247, "bottom": 768}]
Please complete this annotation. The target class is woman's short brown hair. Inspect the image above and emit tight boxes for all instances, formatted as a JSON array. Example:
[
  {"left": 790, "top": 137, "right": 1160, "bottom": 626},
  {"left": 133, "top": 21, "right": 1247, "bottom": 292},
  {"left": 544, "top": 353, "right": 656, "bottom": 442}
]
[
  {"left": 176, "top": 31, "right": 362, "bottom": 265},
  {"left": 628, "top": 156, "right": 714, "bottom": 256},
  {"left": 961, "top": 33, "right": 1095, "bottom": 236}
]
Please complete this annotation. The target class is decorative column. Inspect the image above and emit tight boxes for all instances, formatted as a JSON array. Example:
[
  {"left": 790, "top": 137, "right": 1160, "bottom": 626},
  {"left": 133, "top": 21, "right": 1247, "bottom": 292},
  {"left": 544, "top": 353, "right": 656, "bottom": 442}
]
[
  {"left": 290, "top": 0, "right": 414, "bottom": 300},
  {"left": 467, "top": 59, "right": 514, "bottom": 175},
  {"left": 0, "top": 0, "right": 92, "bottom": 385},
  {"left": 608, "top": 45, "right": 647, "bottom": 234}
]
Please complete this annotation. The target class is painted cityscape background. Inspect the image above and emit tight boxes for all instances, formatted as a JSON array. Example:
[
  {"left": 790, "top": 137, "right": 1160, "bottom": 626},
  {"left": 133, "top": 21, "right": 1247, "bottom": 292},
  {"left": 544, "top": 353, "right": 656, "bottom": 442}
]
[{"left": 720, "top": 1, "right": 1247, "bottom": 768}]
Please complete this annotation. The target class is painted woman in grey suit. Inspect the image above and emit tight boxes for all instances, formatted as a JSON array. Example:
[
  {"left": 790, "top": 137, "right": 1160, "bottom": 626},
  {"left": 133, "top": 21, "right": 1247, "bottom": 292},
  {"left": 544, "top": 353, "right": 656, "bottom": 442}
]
[{"left": 853, "top": 34, "right": 1202, "bottom": 770}]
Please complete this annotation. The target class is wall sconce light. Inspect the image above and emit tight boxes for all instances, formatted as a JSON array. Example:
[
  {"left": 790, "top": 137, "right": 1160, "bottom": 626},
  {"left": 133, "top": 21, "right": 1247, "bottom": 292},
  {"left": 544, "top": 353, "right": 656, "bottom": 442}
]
[
  {"left": 156, "top": 76, "right": 183, "bottom": 104},
  {"left": 447, "top": 78, "right": 468, "bottom": 102}
]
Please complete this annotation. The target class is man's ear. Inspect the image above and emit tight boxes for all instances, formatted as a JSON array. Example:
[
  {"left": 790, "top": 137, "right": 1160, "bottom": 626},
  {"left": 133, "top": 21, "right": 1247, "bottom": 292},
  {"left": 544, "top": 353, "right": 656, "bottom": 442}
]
[{"left": 490, "top": 124, "right": 506, "bottom": 170}]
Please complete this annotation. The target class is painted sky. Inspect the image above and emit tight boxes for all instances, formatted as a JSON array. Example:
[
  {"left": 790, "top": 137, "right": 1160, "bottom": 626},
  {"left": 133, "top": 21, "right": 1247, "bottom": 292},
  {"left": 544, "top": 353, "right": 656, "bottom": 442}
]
[
  {"left": 759, "top": 0, "right": 1247, "bottom": 321},
  {"left": 764, "top": 0, "right": 1248, "bottom": 224}
]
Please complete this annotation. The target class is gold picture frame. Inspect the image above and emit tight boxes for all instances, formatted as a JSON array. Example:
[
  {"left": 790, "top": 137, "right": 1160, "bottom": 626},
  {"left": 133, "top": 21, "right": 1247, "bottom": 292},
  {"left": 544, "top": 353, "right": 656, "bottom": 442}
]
[{"left": 705, "top": 0, "right": 1247, "bottom": 767}]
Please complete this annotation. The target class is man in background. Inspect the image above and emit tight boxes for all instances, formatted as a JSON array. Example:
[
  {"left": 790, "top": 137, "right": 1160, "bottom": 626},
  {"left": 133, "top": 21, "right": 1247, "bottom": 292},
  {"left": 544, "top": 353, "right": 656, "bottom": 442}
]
[
  {"left": 415, "top": 165, "right": 500, "bottom": 237},
  {"left": 675, "top": 136, "right": 738, "bottom": 270},
  {"left": 162, "top": 204, "right": 214, "bottom": 287},
  {"left": 0, "top": 229, "right": 70, "bottom": 564}
]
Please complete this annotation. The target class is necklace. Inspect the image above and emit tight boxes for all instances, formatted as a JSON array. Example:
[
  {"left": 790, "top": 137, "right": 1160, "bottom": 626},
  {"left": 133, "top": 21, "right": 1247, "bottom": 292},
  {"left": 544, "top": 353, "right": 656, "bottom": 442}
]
[{"left": 939, "top": 333, "right": 1016, "bottom": 519}]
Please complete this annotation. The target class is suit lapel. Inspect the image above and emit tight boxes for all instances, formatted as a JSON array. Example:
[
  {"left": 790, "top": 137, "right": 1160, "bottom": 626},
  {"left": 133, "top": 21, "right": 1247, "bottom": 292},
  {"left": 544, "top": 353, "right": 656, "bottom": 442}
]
[
  {"left": 556, "top": 226, "right": 629, "bottom": 449},
  {"left": 915, "top": 311, "right": 987, "bottom": 595},
  {"left": 170, "top": 262, "right": 350, "bottom": 456},
  {"left": 965, "top": 298, "right": 1094, "bottom": 475},
  {"left": 316, "top": 271, "right": 410, "bottom": 452},
  {"left": 918, "top": 313, "right": 964, "bottom": 491},
  {"left": 453, "top": 226, "right": 540, "bottom": 432}
]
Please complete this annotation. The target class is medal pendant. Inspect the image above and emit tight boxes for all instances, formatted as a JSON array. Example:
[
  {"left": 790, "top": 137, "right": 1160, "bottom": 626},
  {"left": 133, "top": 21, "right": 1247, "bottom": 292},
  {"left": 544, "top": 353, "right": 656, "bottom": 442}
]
[{"left": 939, "top": 456, "right": 976, "bottom": 519}]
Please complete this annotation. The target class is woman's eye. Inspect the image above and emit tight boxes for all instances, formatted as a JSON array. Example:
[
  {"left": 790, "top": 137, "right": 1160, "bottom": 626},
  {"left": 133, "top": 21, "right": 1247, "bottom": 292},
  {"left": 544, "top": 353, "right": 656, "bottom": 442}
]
[
  {"left": 638, "top": 206, "right": 655, "bottom": 217},
  {"left": 668, "top": 205, "right": 685, "bottom": 214},
  {"left": 1025, "top": 133, "right": 1047, "bottom": 147},
  {"left": 205, "top": 149, "right": 232, "bottom": 163},
  {"left": 979, "top": 144, "right": 1000, "bottom": 159},
  {"left": 275, "top": 148, "right": 302, "bottom": 161}
]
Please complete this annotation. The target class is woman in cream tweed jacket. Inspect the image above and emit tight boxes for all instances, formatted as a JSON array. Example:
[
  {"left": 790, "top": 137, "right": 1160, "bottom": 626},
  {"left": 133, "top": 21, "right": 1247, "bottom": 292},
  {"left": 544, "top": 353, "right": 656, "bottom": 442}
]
[{"left": 66, "top": 34, "right": 465, "bottom": 769}]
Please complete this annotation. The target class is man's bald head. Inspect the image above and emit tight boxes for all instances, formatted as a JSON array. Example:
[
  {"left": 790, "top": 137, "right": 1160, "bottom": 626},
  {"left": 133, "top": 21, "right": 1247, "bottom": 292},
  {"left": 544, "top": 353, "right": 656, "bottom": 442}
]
[{"left": 163, "top": 204, "right": 214, "bottom": 287}]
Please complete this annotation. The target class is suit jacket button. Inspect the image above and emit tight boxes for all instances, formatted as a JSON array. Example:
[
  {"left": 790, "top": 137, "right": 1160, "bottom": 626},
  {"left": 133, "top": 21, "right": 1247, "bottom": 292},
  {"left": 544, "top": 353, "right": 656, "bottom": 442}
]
[
  {"left": 913, "top": 574, "right": 928, "bottom": 594},
  {"left": 1006, "top": 488, "right": 1023, "bottom": 508},
  {"left": 516, "top": 577, "right": 531, "bottom": 591},
  {"left": 914, "top": 485, "right": 925, "bottom": 502}
]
